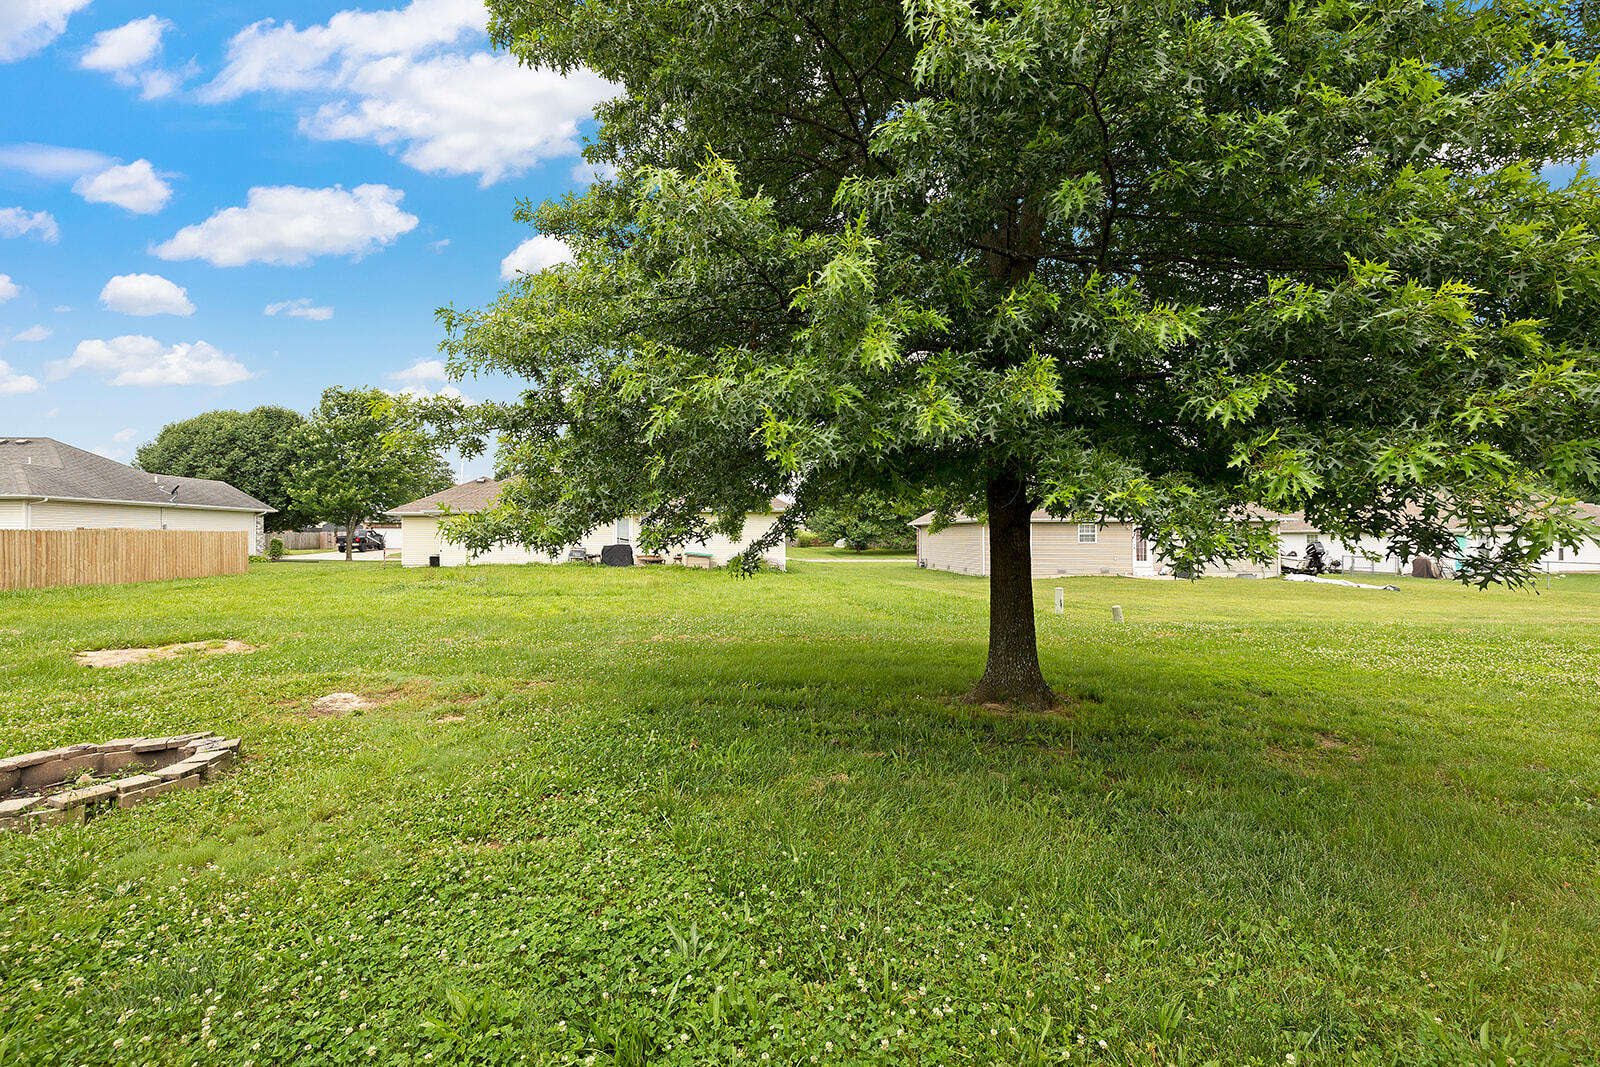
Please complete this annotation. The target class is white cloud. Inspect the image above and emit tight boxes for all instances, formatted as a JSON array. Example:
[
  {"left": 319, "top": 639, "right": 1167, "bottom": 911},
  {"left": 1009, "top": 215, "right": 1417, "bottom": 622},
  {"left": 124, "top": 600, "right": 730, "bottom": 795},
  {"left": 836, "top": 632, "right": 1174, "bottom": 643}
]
[
  {"left": 500, "top": 235, "right": 573, "bottom": 280},
  {"left": 264, "top": 297, "right": 334, "bottom": 320},
  {"left": 133, "top": 66, "right": 188, "bottom": 99},
  {"left": 100, "top": 273, "right": 196, "bottom": 316},
  {"left": 389, "top": 358, "right": 466, "bottom": 400},
  {"left": 72, "top": 159, "right": 172, "bottom": 214},
  {"left": 0, "top": 206, "right": 59, "bottom": 242},
  {"left": 13, "top": 325, "right": 50, "bottom": 342},
  {"left": 80, "top": 17, "right": 187, "bottom": 100},
  {"left": 0, "top": 142, "right": 110, "bottom": 179},
  {"left": 0, "top": 274, "right": 17, "bottom": 302},
  {"left": 394, "top": 383, "right": 465, "bottom": 401},
  {"left": 427, "top": 237, "right": 449, "bottom": 252},
  {"left": 43, "top": 406, "right": 59, "bottom": 416},
  {"left": 390, "top": 358, "right": 447, "bottom": 384},
  {"left": 53, "top": 304, "right": 69, "bottom": 313},
  {"left": 49, "top": 335, "right": 254, "bottom": 387},
  {"left": 0, "top": 359, "right": 42, "bottom": 396},
  {"left": 81, "top": 16, "right": 166, "bottom": 71},
  {"left": 0, "top": 0, "right": 91, "bottom": 63},
  {"left": 571, "top": 161, "right": 617, "bottom": 185},
  {"left": 303, "top": 54, "right": 611, "bottom": 186},
  {"left": 112, "top": 427, "right": 138, "bottom": 443},
  {"left": 153, "top": 183, "right": 418, "bottom": 266},
  {"left": 0, "top": 145, "right": 175, "bottom": 215},
  {"left": 202, "top": 0, "right": 612, "bottom": 185},
  {"left": 203, "top": 0, "right": 486, "bottom": 99}
]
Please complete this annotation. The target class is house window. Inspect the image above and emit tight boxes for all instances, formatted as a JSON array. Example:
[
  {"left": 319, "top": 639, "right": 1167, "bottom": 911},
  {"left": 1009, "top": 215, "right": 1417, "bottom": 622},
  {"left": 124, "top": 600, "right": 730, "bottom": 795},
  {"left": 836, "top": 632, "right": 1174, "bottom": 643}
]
[
  {"left": 1077, "top": 523, "right": 1098, "bottom": 544},
  {"left": 615, "top": 517, "right": 631, "bottom": 543}
]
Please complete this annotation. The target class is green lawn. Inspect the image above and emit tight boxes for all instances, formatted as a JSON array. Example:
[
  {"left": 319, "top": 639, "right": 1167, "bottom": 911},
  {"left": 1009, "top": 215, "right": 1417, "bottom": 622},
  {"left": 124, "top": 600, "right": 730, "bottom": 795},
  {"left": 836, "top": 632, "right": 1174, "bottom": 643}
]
[
  {"left": 788, "top": 546, "right": 916, "bottom": 559},
  {"left": 1, "top": 563, "right": 1597, "bottom": 1065}
]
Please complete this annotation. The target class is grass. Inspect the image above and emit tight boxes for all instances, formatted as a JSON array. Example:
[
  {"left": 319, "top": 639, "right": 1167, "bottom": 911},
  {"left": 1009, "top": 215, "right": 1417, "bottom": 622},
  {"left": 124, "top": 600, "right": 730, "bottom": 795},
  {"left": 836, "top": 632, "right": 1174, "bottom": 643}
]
[
  {"left": 788, "top": 546, "right": 916, "bottom": 559},
  {"left": 1, "top": 562, "right": 1597, "bottom": 1066}
]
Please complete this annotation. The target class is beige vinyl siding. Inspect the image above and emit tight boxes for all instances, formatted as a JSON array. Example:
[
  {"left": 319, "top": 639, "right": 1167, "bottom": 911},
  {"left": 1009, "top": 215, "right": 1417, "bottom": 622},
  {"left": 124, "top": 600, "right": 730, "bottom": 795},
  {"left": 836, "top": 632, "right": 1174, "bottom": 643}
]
[
  {"left": 437, "top": 537, "right": 557, "bottom": 567},
  {"left": 1541, "top": 539, "right": 1600, "bottom": 572},
  {"left": 920, "top": 522, "right": 987, "bottom": 576},
  {"left": 25, "top": 500, "right": 257, "bottom": 538},
  {"left": 1029, "top": 521, "right": 1134, "bottom": 577},
  {"left": 29, "top": 501, "right": 164, "bottom": 530},
  {"left": 429, "top": 513, "right": 787, "bottom": 569},
  {"left": 28, "top": 501, "right": 253, "bottom": 533},
  {"left": 1199, "top": 555, "right": 1279, "bottom": 578},
  {"left": 400, "top": 516, "right": 444, "bottom": 567},
  {"left": 161, "top": 508, "right": 257, "bottom": 534},
  {"left": 669, "top": 514, "right": 786, "bottom": 569},
  {"left": 0, "top": 500, "right": 27, "bottom": 528}
]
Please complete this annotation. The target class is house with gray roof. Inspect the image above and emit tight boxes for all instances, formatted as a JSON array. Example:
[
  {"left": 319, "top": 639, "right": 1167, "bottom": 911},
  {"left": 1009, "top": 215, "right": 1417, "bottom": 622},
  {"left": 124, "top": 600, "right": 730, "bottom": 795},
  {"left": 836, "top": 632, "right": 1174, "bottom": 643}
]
[
  {"left": 392, "top": 477, "right": 787, "bottom": 569},
  {"left": 0, "top": 437, "right": 273, "bottom": 553}
]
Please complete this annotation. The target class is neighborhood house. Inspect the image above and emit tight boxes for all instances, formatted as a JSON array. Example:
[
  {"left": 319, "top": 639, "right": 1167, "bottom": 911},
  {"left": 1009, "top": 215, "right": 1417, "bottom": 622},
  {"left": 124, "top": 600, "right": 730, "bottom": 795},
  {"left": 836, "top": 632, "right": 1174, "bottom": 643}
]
[
  {"left": 0, "top": 437, "right": 274, "bottom": 553},
  {"left": 392, "top": 478, "right": 788, "bottom": 570},
  {"left": 910, "top": 511, "right": 1278, "bottom": 580},
  {"left": 912, "top": 505, "right": 1600, "bottom": 579},
  {"left": 1272, "top": 504, "right": 1600, "bottom": 576}
]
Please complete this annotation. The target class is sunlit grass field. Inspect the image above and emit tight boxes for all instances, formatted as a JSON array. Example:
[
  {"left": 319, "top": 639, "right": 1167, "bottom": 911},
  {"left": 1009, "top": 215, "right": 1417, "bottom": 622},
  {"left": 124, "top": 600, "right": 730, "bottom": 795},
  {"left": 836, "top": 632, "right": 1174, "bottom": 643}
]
[{"left": 1, "top": 561, "right": 1596, "bottom": 1065}]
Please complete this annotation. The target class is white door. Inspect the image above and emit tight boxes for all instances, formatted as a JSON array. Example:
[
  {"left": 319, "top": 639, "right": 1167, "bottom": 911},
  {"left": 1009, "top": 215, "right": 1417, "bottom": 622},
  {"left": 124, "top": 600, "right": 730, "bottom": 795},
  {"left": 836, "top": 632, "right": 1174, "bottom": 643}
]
[
  {"left": 615, "top": 517, "right": 631, "bottom": 544},
  {"left": 1132, "top": 531, "right": 1153, "bottom": 575}
]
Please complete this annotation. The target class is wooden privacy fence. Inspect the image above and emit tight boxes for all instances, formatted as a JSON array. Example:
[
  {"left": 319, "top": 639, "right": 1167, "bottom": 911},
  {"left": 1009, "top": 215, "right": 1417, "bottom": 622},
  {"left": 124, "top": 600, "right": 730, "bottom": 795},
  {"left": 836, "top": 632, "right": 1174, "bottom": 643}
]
[{"left": 0, "top": 529, "right": 249, "bottom": 591}]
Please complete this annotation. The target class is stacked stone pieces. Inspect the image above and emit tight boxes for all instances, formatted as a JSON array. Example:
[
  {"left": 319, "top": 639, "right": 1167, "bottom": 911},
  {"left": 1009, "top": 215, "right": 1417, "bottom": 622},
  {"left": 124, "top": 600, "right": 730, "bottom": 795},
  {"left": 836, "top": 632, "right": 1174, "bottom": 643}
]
[{"left": 0, "top": 733, "right": 243, "bottom": 831}]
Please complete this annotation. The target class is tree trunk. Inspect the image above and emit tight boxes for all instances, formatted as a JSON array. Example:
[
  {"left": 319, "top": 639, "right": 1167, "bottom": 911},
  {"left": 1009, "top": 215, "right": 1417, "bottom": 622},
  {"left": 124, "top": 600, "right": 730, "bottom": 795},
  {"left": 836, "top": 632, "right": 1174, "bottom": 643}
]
[
  {"left": 345, "top": 513, "right": 356, "bottom": 561},
  {"left": 968, "top": 467, "right": 1057, "bottom": 708}
]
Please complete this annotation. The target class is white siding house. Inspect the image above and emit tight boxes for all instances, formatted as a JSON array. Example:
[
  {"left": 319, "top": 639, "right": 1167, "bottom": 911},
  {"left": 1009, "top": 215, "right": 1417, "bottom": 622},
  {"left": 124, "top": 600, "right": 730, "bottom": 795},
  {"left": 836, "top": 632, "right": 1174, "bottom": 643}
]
[
  {"left": 0, "top": 437, "right": 273, "bottom": 552},
  {"left": 393, "top": 478, "right": 788, "bottom": 570},
  {"left": 1273, "top": 503, "right": 1600, "bottom": 575},
  {"left": 910, "top": 513, "right": 1274, "bottom": 579}
]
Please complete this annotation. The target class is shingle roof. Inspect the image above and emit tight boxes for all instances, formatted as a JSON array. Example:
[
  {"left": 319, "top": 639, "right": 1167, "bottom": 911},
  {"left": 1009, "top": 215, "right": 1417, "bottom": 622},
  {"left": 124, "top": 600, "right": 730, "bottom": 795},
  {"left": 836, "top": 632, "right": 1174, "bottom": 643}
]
[
  {"left": 912, "top": 505, "right": 1600, "bottom": 534},
  {"left": 391, "top": 477, "right": 503, "bottom": 515},
  {"left": 0, "top": 436, "right": 272, "bottom": 512},
  {"left": 392, "top": 477, "right": 790, "bottom": 517}
]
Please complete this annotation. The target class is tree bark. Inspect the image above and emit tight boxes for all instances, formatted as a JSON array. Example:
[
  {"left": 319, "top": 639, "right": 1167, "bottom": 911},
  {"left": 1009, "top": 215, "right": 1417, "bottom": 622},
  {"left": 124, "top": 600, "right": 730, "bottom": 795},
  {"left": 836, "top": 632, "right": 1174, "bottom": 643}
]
[
  {"left": 345, "top": 513, "right": 357, "bottom": 561},
  {"left": 967, "top": 466, "right": 1057, "bottom": 707}
]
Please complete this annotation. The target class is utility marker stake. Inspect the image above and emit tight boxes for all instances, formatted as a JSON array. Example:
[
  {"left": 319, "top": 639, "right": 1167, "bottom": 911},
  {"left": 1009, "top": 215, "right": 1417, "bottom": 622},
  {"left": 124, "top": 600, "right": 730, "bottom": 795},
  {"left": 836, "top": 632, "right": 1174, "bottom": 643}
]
[
  {"left": 1111, "top": 605, "right": 1124, "bottom": 624},
  {"left": 1054, "top": 587, "right": 1064, "bottom": 614}
]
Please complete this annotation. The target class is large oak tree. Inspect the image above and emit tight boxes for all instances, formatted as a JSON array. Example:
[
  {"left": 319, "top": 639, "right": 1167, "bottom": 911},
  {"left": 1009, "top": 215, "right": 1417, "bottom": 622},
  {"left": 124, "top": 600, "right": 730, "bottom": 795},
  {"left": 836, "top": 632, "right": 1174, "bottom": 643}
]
[
  {"left": 437, "top": 0, "right": 1600, "bottom": 704},
  {"left": 135, "top": 407, "right": 314, "bottom": 531}
]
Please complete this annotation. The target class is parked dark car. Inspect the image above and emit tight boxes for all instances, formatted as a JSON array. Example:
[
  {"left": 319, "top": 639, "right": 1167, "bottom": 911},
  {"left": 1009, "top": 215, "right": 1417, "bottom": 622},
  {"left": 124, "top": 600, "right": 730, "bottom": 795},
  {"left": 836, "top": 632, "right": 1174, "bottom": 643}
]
[{"left": 336, "top": 529, "right": 386, "bottom": 553}]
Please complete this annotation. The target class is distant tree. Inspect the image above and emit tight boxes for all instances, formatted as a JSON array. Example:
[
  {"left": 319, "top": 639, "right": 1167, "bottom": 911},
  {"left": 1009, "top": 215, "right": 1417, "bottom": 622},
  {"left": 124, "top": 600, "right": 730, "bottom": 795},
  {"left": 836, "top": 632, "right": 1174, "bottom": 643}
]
[
  {"left": 289, "top": 388, "right": 454, "bottom": 560},
  {"left": 809, "top": 495, "right": 919, "bottom": 552},
  {"left": 135, "top": 407, "right": 312, "bottom": 531}
]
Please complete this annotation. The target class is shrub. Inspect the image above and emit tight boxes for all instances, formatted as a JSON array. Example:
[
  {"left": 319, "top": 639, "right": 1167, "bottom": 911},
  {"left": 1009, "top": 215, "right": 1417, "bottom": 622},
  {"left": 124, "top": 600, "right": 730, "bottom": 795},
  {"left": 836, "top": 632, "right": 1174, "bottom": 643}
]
[
  {"left": 796, "top": 531, "right": 828, "bottom": 547},
  {"left": 268, "top": 538, "right": 285, "bottom": 562}
]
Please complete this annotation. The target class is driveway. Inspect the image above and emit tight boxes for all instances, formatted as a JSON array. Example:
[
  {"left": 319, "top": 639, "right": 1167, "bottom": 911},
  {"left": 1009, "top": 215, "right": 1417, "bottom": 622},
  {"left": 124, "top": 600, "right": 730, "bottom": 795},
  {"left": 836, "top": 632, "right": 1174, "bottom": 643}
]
[{"left": 280, "top": 550, "right": 396, "bottom": 563}]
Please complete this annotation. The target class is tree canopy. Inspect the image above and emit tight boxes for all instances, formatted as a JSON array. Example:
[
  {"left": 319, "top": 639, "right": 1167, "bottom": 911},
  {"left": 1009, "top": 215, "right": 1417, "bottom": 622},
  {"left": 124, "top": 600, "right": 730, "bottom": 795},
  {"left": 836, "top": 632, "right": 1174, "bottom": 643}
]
[
  {"left": 135, "top": 406, "right": 313, "bottom": 531},
  {"left": 290, "top": 388, "right": 454, "bottom": 559},
  {"left": 437, "top": 0, "right": 1600, "bottom": 704},
  {"left": 808, "top": 493, "right": 920, "bottom": 552}
]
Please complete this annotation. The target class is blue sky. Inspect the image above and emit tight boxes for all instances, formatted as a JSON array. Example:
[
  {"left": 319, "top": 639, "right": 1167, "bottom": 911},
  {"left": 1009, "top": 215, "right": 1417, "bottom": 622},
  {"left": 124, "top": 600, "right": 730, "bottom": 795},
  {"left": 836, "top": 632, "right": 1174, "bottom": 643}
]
[{"left": 0, "top": 0, "right": 605, "bottom": 473}]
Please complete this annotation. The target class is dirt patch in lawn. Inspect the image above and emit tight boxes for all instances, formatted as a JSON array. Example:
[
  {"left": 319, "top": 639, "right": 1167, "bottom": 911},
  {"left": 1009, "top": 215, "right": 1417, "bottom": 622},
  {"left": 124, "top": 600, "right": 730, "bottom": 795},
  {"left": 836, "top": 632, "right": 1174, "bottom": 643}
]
[
  {"left": 295, "top": 681, "right": 439, "bottom": 719},
  {"left": 75, "top": 640, "right": 258, "bottom": 669},
  {"left": 1316, "top": 732, "right": 1367, "bottom": 759},
  {"left": 305, "top": 692, "right": 378, "bottom": 717},
  {"left": 1267, "top": 734, "right": 1368, "bottom": 776}
]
